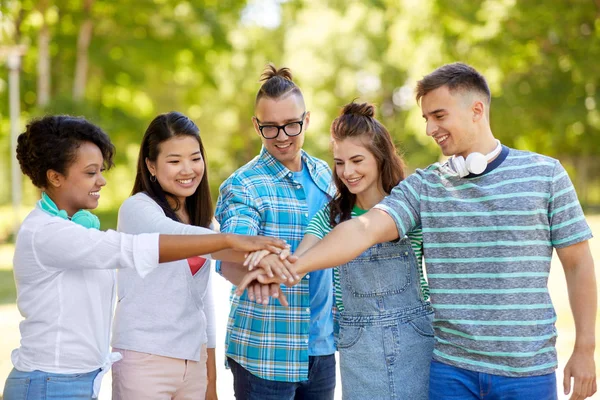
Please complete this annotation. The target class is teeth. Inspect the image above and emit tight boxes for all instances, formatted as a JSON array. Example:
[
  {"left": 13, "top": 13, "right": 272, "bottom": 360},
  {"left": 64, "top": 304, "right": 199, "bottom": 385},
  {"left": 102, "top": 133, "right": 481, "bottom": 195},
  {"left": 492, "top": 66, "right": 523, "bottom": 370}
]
[
  {"left": 275, "top": 143, "right": 292, "bottom": 149},
  {"left": 436, "top": 135, "right": 449, "bottom": 144},
  {"left": 178, "top": 179, "right": 192, "bottom": 184},
  {"left": 347, "top": 177, "right": 362, "bottom": 183},
  {"left": 89, "top": 191, "right": 100, "bottom": 196}
]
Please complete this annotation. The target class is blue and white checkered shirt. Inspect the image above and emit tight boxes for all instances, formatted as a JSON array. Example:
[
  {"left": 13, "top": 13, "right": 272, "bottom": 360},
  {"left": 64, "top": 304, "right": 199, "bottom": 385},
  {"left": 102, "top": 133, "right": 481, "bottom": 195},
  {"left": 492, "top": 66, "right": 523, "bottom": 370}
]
[{"left": 215, "top": 146, "right": 335, "bottom": 382}]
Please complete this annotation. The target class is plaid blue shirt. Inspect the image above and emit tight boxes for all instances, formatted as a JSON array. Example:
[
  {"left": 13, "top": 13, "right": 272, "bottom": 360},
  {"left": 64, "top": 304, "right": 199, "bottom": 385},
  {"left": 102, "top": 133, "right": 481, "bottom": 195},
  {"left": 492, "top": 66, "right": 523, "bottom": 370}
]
[{"left": 215, "top": 147, "right": 335, "bottom": 382}]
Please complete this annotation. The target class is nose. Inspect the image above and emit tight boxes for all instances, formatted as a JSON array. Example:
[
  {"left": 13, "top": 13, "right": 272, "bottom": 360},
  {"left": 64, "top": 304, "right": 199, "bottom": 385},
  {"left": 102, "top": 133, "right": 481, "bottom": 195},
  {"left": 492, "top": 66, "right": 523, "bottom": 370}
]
[
  {"left": 98, "top": 172, "right": 107, "bottom": 187},
  {"left": 344, "top": 163, "right": 355, "bottom": 178},
  {"left": 181, "top": 159, "right": 194, "bottom": 174},
  {"left": 275, "top": 127, "right": 287, "bottom": 141},
  {"left": 426, "top": 120, "right": 437, "bottom": 137}
]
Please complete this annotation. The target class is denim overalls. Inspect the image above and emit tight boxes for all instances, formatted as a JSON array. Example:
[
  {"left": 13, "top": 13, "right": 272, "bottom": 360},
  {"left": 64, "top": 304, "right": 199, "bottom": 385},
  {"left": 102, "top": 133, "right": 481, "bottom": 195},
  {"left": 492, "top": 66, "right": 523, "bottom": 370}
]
[{"left": 336, "top": 238, "right": 434, "bottom": 400}]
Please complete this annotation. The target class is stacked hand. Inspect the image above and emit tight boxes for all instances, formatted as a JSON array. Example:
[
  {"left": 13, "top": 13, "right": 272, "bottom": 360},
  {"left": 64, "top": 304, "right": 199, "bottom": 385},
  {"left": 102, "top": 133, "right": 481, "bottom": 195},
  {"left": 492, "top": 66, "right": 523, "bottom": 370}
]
[{"left": 236, "top": 249, "right": 301, "bottom": 307}]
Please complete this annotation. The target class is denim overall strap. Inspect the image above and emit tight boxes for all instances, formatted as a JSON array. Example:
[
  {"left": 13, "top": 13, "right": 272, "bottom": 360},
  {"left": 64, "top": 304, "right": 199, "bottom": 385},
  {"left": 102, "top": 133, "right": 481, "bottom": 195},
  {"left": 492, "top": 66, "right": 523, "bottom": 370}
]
[{"left": 338, "top": 237, "right": 431, "bottom": 321}]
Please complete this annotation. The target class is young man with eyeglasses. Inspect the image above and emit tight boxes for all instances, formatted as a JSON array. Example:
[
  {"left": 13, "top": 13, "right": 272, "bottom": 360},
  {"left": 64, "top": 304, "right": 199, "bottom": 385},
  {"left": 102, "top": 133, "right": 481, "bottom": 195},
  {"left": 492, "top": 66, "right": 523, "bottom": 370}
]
[{"left": 215, "top": 64, "right": 337, "bottom": 399}]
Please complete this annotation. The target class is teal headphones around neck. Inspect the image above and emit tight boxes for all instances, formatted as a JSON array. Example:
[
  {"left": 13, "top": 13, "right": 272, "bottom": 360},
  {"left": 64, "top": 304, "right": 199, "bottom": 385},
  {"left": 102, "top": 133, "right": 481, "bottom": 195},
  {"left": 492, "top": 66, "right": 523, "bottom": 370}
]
[{"left": 38, "top": 192, "right": 101, "bottom": 230}]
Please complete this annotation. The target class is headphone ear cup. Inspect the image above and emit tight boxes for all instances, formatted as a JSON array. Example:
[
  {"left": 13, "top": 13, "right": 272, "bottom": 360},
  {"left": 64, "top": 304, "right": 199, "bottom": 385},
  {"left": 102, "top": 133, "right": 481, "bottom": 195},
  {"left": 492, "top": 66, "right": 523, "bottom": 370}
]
[
  {"left": 465, "top": 152, "right": 487, "bottom": 175},
  {"left": 452, "top": 156, "right": 469, "bottom": 177},
  {"left": 71, "top": 210, "right": 101, "bottom": 230}
]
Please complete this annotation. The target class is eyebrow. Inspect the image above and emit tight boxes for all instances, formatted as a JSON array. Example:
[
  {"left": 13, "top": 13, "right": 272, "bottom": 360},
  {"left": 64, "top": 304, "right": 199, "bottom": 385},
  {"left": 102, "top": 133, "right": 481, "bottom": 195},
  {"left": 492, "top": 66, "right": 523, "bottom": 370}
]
[
  {"left": 422, "top": 108, "right": 446, "bottom": 118},
  {"left": 333, "top": 154, "right": 365, "bottom": 162},
  {"left": 165, "top": 151, "right": 202, "bottom": 157},
  {"left": 84, "top": 163, "right": 101, "bottom": 169}
]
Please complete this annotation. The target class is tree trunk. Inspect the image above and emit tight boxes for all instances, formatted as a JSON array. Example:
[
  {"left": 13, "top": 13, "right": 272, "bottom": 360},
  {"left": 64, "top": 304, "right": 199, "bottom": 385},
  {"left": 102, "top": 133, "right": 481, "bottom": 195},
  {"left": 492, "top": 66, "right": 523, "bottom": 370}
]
[
  {"left": 37, "top": 0, "right": 51, "bottom": 107},
  {"left": 73, "top": 0, "right": 94, "bottom": 101}
]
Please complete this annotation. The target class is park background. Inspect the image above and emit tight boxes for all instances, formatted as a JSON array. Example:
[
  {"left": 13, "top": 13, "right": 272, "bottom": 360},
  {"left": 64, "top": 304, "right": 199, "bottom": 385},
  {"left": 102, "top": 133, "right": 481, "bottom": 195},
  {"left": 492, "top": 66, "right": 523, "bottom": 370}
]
[{"left": 1, "top": 0, "right": 599, "bottom": 398}]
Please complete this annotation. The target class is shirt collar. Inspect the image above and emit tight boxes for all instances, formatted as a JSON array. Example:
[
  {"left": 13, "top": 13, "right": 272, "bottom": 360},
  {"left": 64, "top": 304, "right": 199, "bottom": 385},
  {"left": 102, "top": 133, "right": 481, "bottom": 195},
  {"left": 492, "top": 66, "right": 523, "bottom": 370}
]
[{"left": 258, "top": 146, "right": 314, "bottom": 181}]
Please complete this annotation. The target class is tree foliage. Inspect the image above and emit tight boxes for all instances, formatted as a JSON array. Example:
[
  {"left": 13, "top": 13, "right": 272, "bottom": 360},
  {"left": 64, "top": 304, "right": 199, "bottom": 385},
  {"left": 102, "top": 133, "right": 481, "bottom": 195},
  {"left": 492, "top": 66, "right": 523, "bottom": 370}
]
[{"left": 1, "top": 0, "right": 598, "bottom": 214}]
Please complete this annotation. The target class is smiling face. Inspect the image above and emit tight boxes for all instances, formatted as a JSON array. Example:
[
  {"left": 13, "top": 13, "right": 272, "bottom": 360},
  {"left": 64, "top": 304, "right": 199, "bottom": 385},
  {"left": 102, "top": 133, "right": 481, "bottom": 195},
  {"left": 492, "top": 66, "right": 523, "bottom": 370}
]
[
  {"left": 333, "top": 136, "right": 384, "bottom": 207},
  {"left": 254, "top": 94, "right": 309, "bottom": 172},
  {"left": 46, "top": 141, "right": 107, "bottom": 216},
  {"left": 146, "top": 135, "right": 204, "bottom": 207},
  {"left": 421, "top": 85, "right": 481, "bottom": 158}
]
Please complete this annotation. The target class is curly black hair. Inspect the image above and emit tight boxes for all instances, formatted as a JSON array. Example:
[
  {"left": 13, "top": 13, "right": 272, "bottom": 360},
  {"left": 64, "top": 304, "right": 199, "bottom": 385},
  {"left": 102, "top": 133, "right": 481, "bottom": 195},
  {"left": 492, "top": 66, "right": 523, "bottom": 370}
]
[{"left": 16, "top": 115, "right": 115, "bottom": 188}]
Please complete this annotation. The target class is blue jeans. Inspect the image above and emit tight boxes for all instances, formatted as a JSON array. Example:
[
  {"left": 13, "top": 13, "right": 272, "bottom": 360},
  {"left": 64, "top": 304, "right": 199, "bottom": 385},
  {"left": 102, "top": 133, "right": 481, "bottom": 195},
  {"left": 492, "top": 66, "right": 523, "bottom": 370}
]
[
  {"left": 228, "top": 355, "right": 336, "bottom": 400},
  {"left": 429, "top": 360, "right": 558, "bottom": 400},
  {"left": 3, "top": 367, "right": 100, "bottom": 400}
]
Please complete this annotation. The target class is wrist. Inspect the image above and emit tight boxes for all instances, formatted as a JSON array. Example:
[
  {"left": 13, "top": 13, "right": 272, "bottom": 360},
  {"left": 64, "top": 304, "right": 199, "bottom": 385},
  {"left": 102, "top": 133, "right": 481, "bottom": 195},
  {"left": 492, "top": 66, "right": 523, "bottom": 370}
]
[
  {"left": 574, "top": 339, "right": 596, "bottom": 353},
  {"left": 223, "top": 233, "right": 233, "bottom": 249}
]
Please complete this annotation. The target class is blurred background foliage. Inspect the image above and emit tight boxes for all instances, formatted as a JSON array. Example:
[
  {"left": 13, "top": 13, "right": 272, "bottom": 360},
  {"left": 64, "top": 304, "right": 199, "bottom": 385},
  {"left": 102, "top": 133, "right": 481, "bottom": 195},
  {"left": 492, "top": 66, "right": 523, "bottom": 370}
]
[{"left": 1, "top": 0, "right": 599, "bottom": 238}]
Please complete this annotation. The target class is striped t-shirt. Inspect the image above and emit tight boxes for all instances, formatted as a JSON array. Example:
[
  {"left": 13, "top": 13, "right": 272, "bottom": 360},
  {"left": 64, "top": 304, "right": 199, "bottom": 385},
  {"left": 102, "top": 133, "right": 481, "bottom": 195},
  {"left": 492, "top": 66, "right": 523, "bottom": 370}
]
[
  {"left": 306, "top": 204, "right": 429, "bottom": 313},
  {"left": 374, "top": 146, "right": 592, "bottom": 377}
]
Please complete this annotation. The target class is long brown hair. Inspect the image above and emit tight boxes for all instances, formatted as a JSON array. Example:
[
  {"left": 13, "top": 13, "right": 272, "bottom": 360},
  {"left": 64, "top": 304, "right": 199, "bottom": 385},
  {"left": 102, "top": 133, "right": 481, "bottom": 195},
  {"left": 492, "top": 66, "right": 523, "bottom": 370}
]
[
  {"left": 131, "top": 111, "right": 213, "bottom": 228},
  {"left": 329, "top": 102, "right": 406, "bottom": 227}
]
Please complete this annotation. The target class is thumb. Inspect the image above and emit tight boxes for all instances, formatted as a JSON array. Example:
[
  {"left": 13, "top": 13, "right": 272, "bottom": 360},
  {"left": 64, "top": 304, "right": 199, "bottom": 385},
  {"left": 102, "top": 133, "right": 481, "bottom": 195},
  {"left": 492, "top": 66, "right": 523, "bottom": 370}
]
[
  {"left": 563, "top": 366, "right": 571, "bottom": 395},
  {"left": 287, "top": 255, "right": 299, "bottom": 262}
]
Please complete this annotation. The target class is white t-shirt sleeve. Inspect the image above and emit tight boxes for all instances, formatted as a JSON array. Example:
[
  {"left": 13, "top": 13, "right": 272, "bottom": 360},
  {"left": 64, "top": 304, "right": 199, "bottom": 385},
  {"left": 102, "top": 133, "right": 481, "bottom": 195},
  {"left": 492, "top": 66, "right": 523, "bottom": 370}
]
[
  {"left": 118, "top": 193, "right": 215, "bottom": 259},
  {"left": 31, "top": 220, "right": 159, "bottom": 278}
]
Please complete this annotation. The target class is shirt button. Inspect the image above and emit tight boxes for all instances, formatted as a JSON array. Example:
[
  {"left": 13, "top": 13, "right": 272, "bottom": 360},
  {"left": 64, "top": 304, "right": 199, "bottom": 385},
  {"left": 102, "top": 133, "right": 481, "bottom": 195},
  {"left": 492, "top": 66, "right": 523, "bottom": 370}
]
[
  {"left": 305, "top": 308, "right": 310, "bottom": 313},
  {"left": 305, "top": 274, "right": 310, "bottom": 279},
  {"left": 304, "top": 213, "right": 308, "bottom": 217},
  {"left": 305, "top": 339, "right": 309, "bottom": 344},
  {"left": 296, "top": 184, "right": 301, "bottom": 189}
]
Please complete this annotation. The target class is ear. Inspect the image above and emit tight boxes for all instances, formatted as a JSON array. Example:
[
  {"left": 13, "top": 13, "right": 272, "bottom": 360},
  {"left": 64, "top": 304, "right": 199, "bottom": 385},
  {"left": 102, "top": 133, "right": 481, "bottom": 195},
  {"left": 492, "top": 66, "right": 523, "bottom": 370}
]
[
  {"left": 472, "top": 100, "right": 485, "bottom": 122},
  {"left": 145, "top": 157, "right": 156, "bottom": 177},
  {"left": 303, "top": 111, "right": 311, "bottom": 131},
  {"left": 46, "top": 169, "right": 63, "bottom": 188}
]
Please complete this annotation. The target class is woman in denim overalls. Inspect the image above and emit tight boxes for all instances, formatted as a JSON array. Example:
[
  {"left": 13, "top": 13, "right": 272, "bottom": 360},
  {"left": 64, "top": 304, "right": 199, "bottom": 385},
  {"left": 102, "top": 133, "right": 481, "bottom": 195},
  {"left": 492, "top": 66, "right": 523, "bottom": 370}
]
[{"left": 298, "top": 102, "right": 435, "bottom": 399}]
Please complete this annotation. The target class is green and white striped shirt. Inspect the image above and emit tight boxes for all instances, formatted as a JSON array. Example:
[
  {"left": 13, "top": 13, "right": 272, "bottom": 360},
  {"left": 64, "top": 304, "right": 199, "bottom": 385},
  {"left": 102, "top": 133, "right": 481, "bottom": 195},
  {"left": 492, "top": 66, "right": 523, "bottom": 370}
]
[{"left": 375, "top": 146, "right": 593, "bottom": 377}]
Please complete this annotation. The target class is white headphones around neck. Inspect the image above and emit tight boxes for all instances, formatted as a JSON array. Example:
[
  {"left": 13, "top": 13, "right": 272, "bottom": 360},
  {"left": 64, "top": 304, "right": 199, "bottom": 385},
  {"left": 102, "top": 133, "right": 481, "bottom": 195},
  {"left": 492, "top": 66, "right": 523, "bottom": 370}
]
[{"left": 449, "top": 140, "right": 502, "bottom": 177}]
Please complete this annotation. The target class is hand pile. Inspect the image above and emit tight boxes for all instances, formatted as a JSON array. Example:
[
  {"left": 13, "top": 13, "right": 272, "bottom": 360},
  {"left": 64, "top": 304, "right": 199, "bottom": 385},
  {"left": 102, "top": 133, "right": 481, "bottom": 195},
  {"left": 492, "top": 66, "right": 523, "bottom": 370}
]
[{"left": 236, "top": 248, "right": 301, "bottom": 307}]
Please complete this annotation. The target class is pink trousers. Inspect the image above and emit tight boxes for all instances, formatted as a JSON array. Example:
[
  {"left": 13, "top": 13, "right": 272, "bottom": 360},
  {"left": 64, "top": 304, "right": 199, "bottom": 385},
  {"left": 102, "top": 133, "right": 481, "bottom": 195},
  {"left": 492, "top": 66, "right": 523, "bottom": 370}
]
[{"left": 112, "top": 346, "right": 208, "bottom": 400}]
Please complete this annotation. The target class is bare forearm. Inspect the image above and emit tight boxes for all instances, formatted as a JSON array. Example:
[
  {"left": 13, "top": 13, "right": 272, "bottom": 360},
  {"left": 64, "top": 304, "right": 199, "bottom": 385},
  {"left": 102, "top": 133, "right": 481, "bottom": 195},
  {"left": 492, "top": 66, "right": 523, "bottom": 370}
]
[
  {"left": 220, "top": 261, "right": 247, "bottom": 286},
  {"left": 565, "top": 259, "right": 597, "bottom": 350},
  {"left": 296, "top": 210, "right": 398, "bottom": 274},
  {"left": 207, "top": 347, "right": 217, "bottom": 383},
  {"left": 211, "top": 249, "right": 246, "bottom": 263},
  {"left": 158, "top": 234, "right": 231, "bottom": 263}
]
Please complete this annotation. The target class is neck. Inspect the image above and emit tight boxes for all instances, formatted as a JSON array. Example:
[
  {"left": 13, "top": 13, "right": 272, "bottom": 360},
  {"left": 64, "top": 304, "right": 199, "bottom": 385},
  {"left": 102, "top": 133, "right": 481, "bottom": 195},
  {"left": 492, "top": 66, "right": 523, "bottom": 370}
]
[
  {"left": 166, "top": 195, "right": 188, "bottom": 219},
  {"left": 283, "top": 155, "right": 302, "bottom": 172},
  {"left": 355, "top": 185, "right": 386, "bottom": 210},
  {"left": 458, "top": 131, "right": 498, "bottom": 159},
  {"left": 43, "top": 189, "right": 77, "bottom": 217}
]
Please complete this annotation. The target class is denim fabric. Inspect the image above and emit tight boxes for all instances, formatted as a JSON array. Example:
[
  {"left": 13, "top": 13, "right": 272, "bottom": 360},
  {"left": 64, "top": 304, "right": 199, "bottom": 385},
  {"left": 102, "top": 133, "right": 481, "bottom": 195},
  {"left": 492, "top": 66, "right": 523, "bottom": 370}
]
[
  {"left": 429, "top": 360, "right": 558, "bottom": 400},
  {"left": 3, "top": 368, "right": 100, "bottom": 400},
  {"left": 228, "top": 355, "right": 335, "bottom": 400},
  {"left": 337, "top": 238, "right": 435, "bottom": 400}
]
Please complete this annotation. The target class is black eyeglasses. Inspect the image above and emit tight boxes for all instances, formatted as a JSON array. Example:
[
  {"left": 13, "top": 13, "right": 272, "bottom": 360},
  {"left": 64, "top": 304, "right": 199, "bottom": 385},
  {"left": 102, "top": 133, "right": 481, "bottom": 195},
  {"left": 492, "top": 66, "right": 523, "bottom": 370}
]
[{"left": 255, "top": 112, "right": 306, "bottom": 139}]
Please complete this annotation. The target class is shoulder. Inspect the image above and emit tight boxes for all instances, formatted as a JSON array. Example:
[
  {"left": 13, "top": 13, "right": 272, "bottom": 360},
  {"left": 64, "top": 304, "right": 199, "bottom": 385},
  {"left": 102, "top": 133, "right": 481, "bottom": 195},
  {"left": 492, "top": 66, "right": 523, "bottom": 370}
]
[
  {"left": 507, "top": 148, "right": 558, "bottom": 165},
  {"left": 219, "top": 156, "right": 271, "bottom": 191},
  {"left": 502, "top": 148, "right": 562, "bottom": 178},
  {"left": 304, "top": 153, "right": 331, "bottom": 173},
  {"left": 120, "top": 192, "right": 162, "bottom": 213}
]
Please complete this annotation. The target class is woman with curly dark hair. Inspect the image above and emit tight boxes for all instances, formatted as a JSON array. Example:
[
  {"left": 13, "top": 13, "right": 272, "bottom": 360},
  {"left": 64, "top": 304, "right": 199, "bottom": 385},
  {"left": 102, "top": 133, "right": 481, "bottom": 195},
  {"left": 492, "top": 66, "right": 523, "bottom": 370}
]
[{"left": 2, "top": 115, "right": 287, "bottom": 400}]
